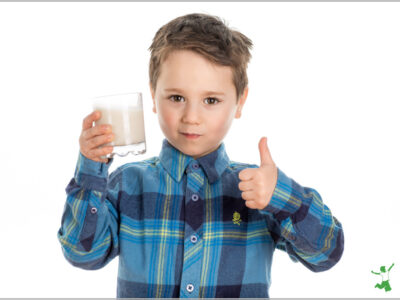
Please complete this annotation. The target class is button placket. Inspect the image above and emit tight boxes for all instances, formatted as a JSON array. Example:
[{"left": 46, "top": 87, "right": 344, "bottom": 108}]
[{"left": 180, "top": 161, "right": 204, "bottom": 298}]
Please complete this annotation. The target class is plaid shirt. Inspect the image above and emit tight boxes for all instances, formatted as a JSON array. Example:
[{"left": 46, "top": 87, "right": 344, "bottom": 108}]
[{"left": 58, "top": 138, "right": 344, "bottom": 298}]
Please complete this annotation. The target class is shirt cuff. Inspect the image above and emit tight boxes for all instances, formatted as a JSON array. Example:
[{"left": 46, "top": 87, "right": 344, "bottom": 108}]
[
  {"left": 74, "top": 152, "right": 113, "bottom": 192},
  {"left": 260, "top": 167, "right": 302, "bottom": 217}
]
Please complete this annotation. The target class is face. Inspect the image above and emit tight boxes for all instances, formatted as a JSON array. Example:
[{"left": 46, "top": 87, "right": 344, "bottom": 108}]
[{"left": 150, "top": 50, "right": 248, "bottom": 159}]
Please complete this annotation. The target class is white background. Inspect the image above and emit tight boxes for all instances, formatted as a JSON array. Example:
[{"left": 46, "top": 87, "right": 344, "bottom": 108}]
[{"left": 0, "top": 2, "right": 399, "bottom": 297}]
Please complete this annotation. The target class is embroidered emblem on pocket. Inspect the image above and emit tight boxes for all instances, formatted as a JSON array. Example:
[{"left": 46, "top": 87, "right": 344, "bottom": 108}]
[{"left": 233, "top": 211, "right": 242, "bottom": 226}]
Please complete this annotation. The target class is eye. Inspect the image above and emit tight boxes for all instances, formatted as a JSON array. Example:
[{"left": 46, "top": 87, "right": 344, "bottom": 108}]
[
  {"left": 169, "top": 95, "right": 184, "bottom": 102},
  {"left": 204, "top": 97, "right": 220, "bottom": 105}
]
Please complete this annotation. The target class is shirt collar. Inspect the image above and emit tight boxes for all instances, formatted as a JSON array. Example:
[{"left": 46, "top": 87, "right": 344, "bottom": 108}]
[{"left": 159, "top": 138, "right": 230, "bottom": 184}]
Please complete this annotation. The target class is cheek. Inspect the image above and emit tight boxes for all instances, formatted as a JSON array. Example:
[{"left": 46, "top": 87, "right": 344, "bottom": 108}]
[
  {"left": 211, "top": 109, "right": 235, "bottom": 133},
  {"left": 159, "top": 105, "right": 177, "bottom": 128}
]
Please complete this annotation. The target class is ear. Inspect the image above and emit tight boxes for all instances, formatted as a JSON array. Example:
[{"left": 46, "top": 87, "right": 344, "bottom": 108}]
[
  {"left": 149, "top": 82, "right": 157, "bottom": 114},
  {"left": 235, "top": 86, "right": 249, "bottom": 119}
]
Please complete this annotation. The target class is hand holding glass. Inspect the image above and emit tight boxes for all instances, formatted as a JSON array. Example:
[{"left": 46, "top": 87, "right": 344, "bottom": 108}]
[{"left": 92, "top": 92, "right": 146, "bottom": 158}]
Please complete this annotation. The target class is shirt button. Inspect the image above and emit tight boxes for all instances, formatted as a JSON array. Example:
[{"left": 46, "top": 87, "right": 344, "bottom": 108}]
[
  {"left": 191, "top": 235, "right": 198, "bottom": 243},
  {"left": 90, "top": 207, "right": 97, "bottom": 214},
  {"left": 186, "top": 283, "right": 194, "bottom": 293},
  {"left": 192, "top": 163, "right": 199, "bottom": 169},
  {"left": 191, "top": 194, "right": 199, "bottom": 201}
]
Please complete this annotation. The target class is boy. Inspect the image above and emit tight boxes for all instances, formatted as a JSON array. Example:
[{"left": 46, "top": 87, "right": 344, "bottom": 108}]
[{"left": 58, "top": 13, "right": 344, "bottom": 298}]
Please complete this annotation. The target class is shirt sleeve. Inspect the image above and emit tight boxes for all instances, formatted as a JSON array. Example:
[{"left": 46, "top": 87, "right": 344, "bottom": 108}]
[
  {"left": 57, "top": 152, "right": 120, "bottom": 270},
  {"left": 259, "top": 167, "right": 344, "bottom": 272}
]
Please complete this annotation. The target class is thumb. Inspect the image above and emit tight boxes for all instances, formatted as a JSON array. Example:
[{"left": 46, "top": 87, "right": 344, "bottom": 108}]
[{"left": 259, "top": 136, "right": 274, "bottom": 167}]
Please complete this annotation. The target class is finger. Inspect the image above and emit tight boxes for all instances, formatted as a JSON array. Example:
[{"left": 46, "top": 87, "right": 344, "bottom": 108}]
[
  {"left": 238, "top": 180, "right": 254, "bottom": 192},
  {"left": 87, "top": 145, "right": 114, "bottom": 160},
  {"left": 259, "top": 136, "right": 274, "bottom": 167},
  {"left": 245, "top": 200, "right": 257, "bottom": 209},
  {"left": 82, "top": 110, "right": 101, "bottom": 131},
  {"left": 86, "top": 133, "right": 114, "bottom": 150},
  {"left": 238, "top": 168, "right": 256, "bottom": 181},
  {"left": 83, "top": 124, "right": 112, "bottom": 141},
  {"left": 80, "top": 151, "right": 106, "bottom": 163},
  {"left": 241, "top": 190, "right": 256, "bottom": 201}
]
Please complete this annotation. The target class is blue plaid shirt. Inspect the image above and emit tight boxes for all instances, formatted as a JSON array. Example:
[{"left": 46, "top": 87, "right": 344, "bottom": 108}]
[{"left": 58, "top": 138, "right": 344, "bottom": 298}]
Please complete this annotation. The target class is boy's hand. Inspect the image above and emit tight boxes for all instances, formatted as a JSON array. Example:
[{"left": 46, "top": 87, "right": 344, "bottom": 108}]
[
  {"left": 238, "top": 137, "right": 278, "bottom": 210},
  {"left": 79, "top": 110, "right": 114, "bottom": 163}
]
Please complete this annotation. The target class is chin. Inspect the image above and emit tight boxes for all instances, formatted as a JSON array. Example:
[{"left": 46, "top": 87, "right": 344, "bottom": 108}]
[
  {"left": 183, "top": 147, "right": 200, "bottom": 156},
  {"left": 181, "top": 146, "right": 202, "bottom": 157}
]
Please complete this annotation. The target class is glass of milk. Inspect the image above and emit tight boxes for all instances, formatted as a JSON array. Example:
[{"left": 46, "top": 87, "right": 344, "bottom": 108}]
[{"left": 92, "top": 92, "right": 146, "bottom": 157}]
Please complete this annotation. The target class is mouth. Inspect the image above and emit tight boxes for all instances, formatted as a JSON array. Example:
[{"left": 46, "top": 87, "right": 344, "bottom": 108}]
[{"left": 181, "top": 132, "right": 201, "bottom": 139}]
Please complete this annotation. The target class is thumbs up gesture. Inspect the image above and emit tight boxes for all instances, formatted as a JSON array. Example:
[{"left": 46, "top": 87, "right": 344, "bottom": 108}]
[{"left": 238, "top": 137, "right": 278, "bottom": 210}]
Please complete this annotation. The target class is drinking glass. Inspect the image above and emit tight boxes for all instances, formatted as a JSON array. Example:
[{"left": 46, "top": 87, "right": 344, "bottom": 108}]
[{"left": 92, "top": 92, "right": 146, "bottom": 157}]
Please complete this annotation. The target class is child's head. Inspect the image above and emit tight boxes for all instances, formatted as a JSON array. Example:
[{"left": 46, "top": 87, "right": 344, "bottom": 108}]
[
  {"left": 149, "top": 13, "right": 253, "bottom": 101},
  {"left": 148, "top": 13, "right": 253, "bottom": 159}
]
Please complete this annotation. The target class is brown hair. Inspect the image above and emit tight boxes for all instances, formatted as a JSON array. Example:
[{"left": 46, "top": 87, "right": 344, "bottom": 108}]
[{"left": 148, "top": 13, "right": 253, "bottom": 101}]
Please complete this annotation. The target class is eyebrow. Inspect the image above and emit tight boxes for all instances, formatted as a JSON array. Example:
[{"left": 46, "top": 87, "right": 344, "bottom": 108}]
[{"left": 164, "top": 88, "right": 225, "bottom": 96}]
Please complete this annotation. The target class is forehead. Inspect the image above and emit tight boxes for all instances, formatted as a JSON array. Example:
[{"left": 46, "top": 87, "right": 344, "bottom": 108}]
[{"left": 158, "top": 50, "right": 235, "bottom": 94}]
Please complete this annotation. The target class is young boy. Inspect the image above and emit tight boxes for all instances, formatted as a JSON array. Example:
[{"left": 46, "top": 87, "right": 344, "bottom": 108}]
[{"left": 58, "top": 13, "right": 344, "bottom": 298}]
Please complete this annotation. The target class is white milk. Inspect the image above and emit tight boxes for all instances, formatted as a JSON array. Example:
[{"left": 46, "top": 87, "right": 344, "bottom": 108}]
[{"left": 94, "top": 107, "right": 145, "bottom": 147}]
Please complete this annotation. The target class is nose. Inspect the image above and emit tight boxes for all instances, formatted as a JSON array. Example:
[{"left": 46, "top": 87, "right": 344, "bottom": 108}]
[{"left": 181, "top": 102, "right": 200, "bottom": 124}]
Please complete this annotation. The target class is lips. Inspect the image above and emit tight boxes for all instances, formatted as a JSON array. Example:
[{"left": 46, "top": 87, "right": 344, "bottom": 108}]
[{"left": 181, "top": 132, "right": 201, "bottom": 139}]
